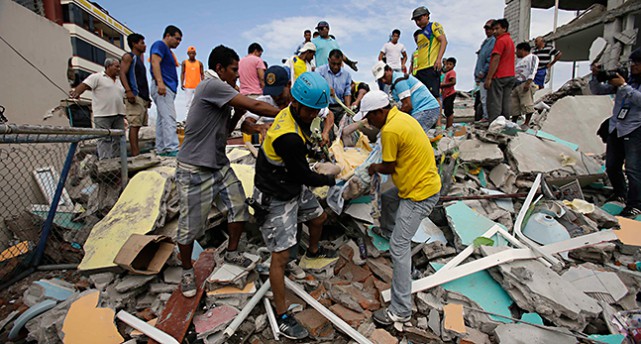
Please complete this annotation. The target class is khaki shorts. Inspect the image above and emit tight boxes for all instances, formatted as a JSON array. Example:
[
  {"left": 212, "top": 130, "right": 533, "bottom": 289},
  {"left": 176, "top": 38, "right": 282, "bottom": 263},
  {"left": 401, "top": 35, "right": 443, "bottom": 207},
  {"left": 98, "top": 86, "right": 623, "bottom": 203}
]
[
  {"left": 510, "top": 83, "right": 538, "bottom": 116},
  {"left": 125, "top": 96, "right": 149, "bottom": 127}
]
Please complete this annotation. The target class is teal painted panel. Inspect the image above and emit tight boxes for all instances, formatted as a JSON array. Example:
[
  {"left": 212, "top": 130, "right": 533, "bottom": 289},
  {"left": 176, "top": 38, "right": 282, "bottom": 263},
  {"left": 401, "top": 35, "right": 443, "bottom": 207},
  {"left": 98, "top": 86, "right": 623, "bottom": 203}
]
[
  {"left": 432, "top": 262, "right": 513, "bottom": 323},
  {"left": 520, "top": 312, "right": 544, "bottom": 325},
  {"left": 526, "top": 129, "right": 580, "bottom": 151},
  {"left": 445, "top": 201, "right": 508, "bottom": 246},
  {"left": 587, "top": 334, "right": 625, "bottom": 344}
]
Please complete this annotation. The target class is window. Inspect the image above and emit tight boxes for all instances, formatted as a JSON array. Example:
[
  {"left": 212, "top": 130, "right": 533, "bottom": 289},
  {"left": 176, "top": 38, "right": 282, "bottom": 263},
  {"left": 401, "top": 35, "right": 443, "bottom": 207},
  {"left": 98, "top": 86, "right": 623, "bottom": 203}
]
[
  {"left": 70, "top": 37, "right": 118, "bottom": 66},
  {"left": 63, "top": 3, "right": 125, "bottom": 49}
]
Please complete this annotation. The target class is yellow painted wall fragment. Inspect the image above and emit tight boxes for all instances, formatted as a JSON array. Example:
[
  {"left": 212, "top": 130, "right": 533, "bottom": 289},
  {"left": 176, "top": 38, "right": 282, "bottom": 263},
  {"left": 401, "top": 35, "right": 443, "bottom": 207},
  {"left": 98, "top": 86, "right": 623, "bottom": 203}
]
[{"left": 62, "top": 291, "right": 123, "bottom": 344}]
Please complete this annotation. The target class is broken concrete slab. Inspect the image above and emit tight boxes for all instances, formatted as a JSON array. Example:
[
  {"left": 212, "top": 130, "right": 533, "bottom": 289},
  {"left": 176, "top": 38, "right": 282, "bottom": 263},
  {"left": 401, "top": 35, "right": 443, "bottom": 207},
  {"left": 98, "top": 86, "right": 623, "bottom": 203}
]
[
  {"left": 114, "top": 275, "right": 155, "bottom": 293},
  {"left": 539, "top": 95, "right": 612, "bottom": 155},
  {"left": 561, "top": 265, "right": 628, "bottom": 303},
  {"left": 366, "top": 257, "right": 393, "bottom": 283},
  {"left": 163, "top": 266, "right": 182, "bottom": 284},
  {"left": 431, "top": 263, "right": 513, "bottom": 324},
  {"left": 481, "top": 246, "right": 602, "bottom": 330},
  {"left": 207, "top": 263, "right": 250, "bottom": 287},
  {"left": 61, "top": 290, "right": 124, "bottom": 343},
  {"left": 489, "top": 164, "right": 518, "bottom": 194},
  {"left": 369, "top": 328, "right": 398, "bottom": 344},
  {"left": 23, "top": 279, "right": 75, "bottom": 306},
  {"left": 445, "top": 201, "right": 507, "bottom": 248},
  {"left": 328, "top": 303, "right": 371, "bottom": 328},
  {"left": 506, "top": 133, "right": 603, "bottom": 184},
  {"left": 412, "top": 217, "right": 447, "bottom": 244},
  {"left": 458, "top": 139, "right": 504, "bottom": 166},
  {"left": 78, "top": 168, "right": 175, "bottom": 272},
  {"left": 194, "top": 305, "right": 239, "bottom": 339},
  {"left": 493, "top": 323, "right": 575, "bottom": 344}
]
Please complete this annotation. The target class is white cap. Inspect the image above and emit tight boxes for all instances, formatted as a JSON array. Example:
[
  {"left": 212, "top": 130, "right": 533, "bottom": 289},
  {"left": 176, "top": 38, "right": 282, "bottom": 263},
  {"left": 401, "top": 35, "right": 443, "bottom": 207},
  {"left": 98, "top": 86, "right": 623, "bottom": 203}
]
[
  {"left": 354, "top": 90, "right": 390, "bottom": 121},
  {"left": 299, "top": 42, "right": 316, "bottom": 53},
  {"left": 371, "top": 61, "right": 386, "bottom": 80}
]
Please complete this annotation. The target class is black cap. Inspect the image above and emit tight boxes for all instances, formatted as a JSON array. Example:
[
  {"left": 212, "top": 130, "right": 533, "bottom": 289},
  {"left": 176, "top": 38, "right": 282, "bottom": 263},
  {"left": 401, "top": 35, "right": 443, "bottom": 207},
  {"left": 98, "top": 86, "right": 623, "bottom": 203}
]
[
  {"left": 630, "top": 48, "right": 641, "bottom": 63},
  {"left": 316, "top": 21, "right": 329, "bottom": 29}
]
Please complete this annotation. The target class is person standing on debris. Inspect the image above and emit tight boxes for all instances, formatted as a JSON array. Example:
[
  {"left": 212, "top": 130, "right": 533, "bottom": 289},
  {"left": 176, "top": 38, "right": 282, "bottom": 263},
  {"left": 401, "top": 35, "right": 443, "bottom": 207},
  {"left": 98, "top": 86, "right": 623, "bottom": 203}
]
[
  {"left": 181, "top": 46, "right": 204, "bottom": 115},
  {"left": 175, "top": 45, "right": 280, "bottom": 298},
  {"left": 312, "top": 21, "right": 358, "bottom": 71},
  {"left": 589, "top": 49, "right": 641, "bottom": 219},
  {"left": 441, "top": 57, "right": 457, "bottom": 129},
  {"left": 120, "top": 33, "right": 151, "bottom": 157},
  {"left": 150, "top": 25, "right": 182, "bottom": 157},
  {"left": 411, "top": 6, "right": 448, "bottom": 102},
  {"left": 70, "top": 58, "right": 125, "bottom": 160},
  {"left": 474, "top": 20, "right": 496, "bottom": 121},
  {"left": 511, "top": 42, "right": 539, "bottom": 127},
  {"left": 379, "top": 29, "right": 407, "bottom": 73},
  {"left": 285, "top": 42, "right": 316, "bottom": 84},
  {"left": 294, "top": 29, "right": 312, "bottom": 55},
  {"left": 372, "top": 61, "right": 440, "bottom": 132},
  {"left": 533, "top": 36, "right": 562, "bottom": 89},
  {"left": 317, "top": 49, "right": 352, "bottom": 123},
  {"left": 354, "top": 90, "right": 441, "bottom": 327},
  {"left": 252, "top": 72, "right": 338, "bottom": 340},
  {"left": 238, "top": 43, "right": 267, "bottom": 99},
  {"left": 485, "top": 18, "right": 515, "bottom": 123}
]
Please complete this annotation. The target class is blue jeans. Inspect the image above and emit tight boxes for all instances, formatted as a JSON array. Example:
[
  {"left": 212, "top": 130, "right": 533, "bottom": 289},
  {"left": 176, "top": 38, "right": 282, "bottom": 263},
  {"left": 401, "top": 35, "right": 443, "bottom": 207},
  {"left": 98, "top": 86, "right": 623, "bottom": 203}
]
[
  {"left": 606, "top": 126, "right": 641, "bottom": 208},
  {"left": 151, "top": 83, "right": 179, "bottom": 154},
  {"left": 534, "top": 68, "right": 546, "bottom": 89},
  {"left": 380, "top": 187, "right": 439, "bottom": 318},
  {"left": 413, "top": 108, "right": 440, "bottom": 133}
]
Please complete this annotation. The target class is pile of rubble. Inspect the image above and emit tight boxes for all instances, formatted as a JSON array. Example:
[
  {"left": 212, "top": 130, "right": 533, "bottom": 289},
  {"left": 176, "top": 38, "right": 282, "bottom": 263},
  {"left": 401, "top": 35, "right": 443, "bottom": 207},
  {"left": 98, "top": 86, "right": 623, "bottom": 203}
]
[{"left": 2, "top": 92, "right": 641, "bottom": 344}]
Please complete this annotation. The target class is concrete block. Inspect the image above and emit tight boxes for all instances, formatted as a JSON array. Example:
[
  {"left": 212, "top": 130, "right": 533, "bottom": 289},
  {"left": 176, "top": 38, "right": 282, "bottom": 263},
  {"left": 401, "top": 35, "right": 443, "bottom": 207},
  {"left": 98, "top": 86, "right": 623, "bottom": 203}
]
[
  {"left": 163, "top": 266, "right": 182, "bottom": 284},
  {"left": 366, "top": 257, "right": 393, "bottom": 283},
  {"left": 494, "top": 323, "right": 575, "bottom": 344},
  {"left": 115, "top": 275, "right": 155, "bottom": 293},
  {"left": 561, "top": 265, "right": 628, "bottom": 303},
  {"left": 458, "top": 139, "right": 504, "bottom": 166},
  {"left": 89, "top": 272, "right": 115, "bottom": 291}
]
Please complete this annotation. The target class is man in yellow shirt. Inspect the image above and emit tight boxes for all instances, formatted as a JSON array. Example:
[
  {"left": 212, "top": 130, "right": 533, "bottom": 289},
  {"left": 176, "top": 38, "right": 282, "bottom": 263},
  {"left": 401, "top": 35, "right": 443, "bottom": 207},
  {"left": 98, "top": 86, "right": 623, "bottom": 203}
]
[
  {"left": 285, "top": 42, "right": 316, "bottom": 84},
  {"left": 355, "top": 90, "right": 441, "bottom": 326},
  {"left": 411, "top": 6, "right": 448, "bottom": 100}
]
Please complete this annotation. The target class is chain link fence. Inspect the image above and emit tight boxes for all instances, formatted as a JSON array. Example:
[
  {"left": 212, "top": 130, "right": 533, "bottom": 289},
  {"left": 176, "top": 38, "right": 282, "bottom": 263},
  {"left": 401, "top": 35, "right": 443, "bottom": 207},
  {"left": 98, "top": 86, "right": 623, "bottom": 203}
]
[{"left": 0, "top": 124, "right": 128, "bottom": 285}]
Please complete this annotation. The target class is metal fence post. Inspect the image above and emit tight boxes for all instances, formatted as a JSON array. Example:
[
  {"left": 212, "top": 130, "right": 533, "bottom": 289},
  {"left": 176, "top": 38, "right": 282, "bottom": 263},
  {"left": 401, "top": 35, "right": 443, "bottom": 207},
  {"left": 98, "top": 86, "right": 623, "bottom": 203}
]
[
  {"left": 119, "top": 134, "right": 128, "bottom": 190},
  {"left": 32, "top": 142, "right": 77, "bottom": 267}
]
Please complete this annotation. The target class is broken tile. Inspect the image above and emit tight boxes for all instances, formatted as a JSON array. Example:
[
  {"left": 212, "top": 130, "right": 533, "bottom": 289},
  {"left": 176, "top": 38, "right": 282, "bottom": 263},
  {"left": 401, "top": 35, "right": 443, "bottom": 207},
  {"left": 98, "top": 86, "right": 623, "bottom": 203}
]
[
  {"left": 207, "top": 281, "right": 256, "bottom": 298},
  {"left": 369, "top": 328, "right": 398, "bottom": 344},
  {"left": 78, "top": 168, "right": 176, "bottom": 272},
  {"left": 329, "top": 303, "right": 369, "bottom": 328},
  {"left": 445, "top": 201, "right": 507, "bottom": 247},
  {"left": 412, "top": 218, "right": 447, "bottom": 244},
  {"left": 481, "top": 246, "right": 602, "bottom": 330},
  {"left": 561, "top": 265, "right": 628, "bottom": 303},
  {"left": 494, "top": 323, "right": 575, "bottom": 344},
  {"left": 443, "top": 303, "right": 466, "bottom": 334},
  {"left": 614, "top": 216, "right": 641, "bottom": 246},
  {"left": 61, "top": 290, "right": 124, "bottom": 343},
  {"left": 337, "top": 261, "right": 372, "bottom": 282},
  {"left": 8, "top": 299, "right": 57, "bottom": 340},
  {"left": 194, "top": 305, "right": 239, "bottom": 338},
  {"left": 207, "top": 263, "right": 248, "bottom": 286},
  {"left": 587, "top": 334, "right": 625, "bottom": 344},
  {"left": 520, "top": 313, "right": 543, "bottom": 325},
  {"left": 295, "top": 308, "right": 333, "bottom": 339},
  {"left": 432, "top": 262, "right": 513, "bottom": 323},
  {"left": 367, "top": 227, "right": 390, "bottom": 252}
]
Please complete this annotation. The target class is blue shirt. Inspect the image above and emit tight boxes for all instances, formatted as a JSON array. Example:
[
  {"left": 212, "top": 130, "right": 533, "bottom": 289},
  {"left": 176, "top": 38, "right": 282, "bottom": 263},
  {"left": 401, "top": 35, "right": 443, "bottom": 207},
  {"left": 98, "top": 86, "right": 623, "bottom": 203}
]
[
  {"left": 474, "top": 36, "right": 496, "bottom": 82},
  {"left": 590, "top": 76, "right": 641, "bottom": 137},
  {"left": 150, "top": 40, "right": 178, "bottom": 93},
  {"left": 390, "top": 72, "right": 439, "bottom": 114},
  {"left": 316, "top": 64, "right": 352, "bottom": 104},
  {"left": 312, "top": 36, "right": 340, "bottom": 67}
]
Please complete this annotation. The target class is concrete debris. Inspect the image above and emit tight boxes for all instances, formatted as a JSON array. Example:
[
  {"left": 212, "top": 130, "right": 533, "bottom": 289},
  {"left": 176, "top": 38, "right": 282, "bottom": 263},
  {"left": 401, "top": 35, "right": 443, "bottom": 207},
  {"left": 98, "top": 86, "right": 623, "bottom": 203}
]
[
  {"left": 494, "top": 323, "right": 576, "bottom": 344},
  {"left": 561, "top": 264, "right": 628, "bottom": 303},
  {"left": 458, "top": 139, "right": 504, "bottom": 166},
  {"left": 481, "top": 246, "right": 602, "bottom": 330},
  {"left": 114, "top": 275, "right": 155, "bottom": 293},
  {"left": 193, "top": 305, "right": 239, "bottom": 339}
]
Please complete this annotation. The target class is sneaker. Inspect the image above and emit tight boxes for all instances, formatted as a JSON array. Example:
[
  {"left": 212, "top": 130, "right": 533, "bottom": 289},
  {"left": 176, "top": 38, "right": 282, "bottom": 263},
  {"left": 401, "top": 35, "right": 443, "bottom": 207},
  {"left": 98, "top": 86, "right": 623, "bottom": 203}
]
[
  {"left": 286, "top": 260, "right": 306, "bottom": 279},
  {"left": 180, "top": 269, "right": 197, "bottom": 298},
  {"left": 299, "top": 246, "right": 339, "bottom": 270},
  {"left": 158, "top": 150, "right": 178, "bottom": 157},
  {"left": 620, "top": 207, "right": 641, "bottom": 219},
  {"left": 277, "top": 313, "right": 309, "bottom": 340},
  {"left": 224, "top": 251, "right": 257, "bottom": 270},
  {"left": 372, "top": 308, "right": 411, "bottom": 327}
]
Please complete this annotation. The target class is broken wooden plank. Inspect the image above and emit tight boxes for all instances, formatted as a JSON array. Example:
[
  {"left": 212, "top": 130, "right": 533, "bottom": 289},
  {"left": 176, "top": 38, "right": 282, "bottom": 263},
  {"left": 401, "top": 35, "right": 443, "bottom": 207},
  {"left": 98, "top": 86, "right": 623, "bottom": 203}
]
[{"left": 149, "top": 250, "right": 215, "bottom": 344}]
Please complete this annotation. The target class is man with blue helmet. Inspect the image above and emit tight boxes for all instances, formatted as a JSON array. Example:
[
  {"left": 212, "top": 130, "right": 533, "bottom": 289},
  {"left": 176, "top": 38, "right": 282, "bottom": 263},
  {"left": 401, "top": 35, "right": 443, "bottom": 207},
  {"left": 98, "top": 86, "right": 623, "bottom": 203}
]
[{"left": 253, "top": 72, "right": 338, "bottom": 340}]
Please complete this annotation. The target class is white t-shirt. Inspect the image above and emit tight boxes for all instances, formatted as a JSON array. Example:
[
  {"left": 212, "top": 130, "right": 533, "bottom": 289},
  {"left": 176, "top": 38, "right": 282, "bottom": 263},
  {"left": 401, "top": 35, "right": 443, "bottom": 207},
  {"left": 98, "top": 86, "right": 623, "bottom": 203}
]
[
  {"left": 244, "top": 95, "right": 329, "bottom": 123},
  {"left": 380, "top": 42, "right": 406, "bottom": 70},
  {"left": 82, "top": 72, "right": 125, "bottom": 117},
  {"left": 515, "top": 54, "right": 540, "bottom": 83}
]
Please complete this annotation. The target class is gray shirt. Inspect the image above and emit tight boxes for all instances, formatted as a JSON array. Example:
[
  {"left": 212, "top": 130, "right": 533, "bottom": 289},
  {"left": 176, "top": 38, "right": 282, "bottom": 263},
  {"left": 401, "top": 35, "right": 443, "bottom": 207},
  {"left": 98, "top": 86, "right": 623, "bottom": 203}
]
[
  {"left": 590, "top": 77, "right": 641, "bottom": 137},
  {"left": 177, "top": 74, "right": 238, "bottom": 169}
]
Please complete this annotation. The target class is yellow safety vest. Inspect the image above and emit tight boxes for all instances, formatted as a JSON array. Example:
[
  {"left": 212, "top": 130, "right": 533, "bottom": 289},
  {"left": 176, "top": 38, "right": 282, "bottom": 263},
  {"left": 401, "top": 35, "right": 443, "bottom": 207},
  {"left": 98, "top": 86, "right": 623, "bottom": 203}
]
[{"left": 261, "top": 106, "right": 308, "bottom": 166}]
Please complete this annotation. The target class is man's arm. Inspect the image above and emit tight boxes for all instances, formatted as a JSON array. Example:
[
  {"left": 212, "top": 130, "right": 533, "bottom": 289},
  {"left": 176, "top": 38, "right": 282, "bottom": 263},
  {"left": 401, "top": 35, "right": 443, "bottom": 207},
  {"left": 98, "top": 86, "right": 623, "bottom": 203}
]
[
  {"left": 368, "top": 161, "right": 396, "bottom": 175},
  {"left": 378, "top": 51, "right": 385, "bottom": 62},
  {"left": 228, "top": 94, "right": 280, "bottom": 117},
  {"left": 441, "top": 74, "right": 456, "bottom": 87},
  {"left": 321, "top": 110, "right": 334, "bottom": 146},
  {"left": 120, "top": 53, "right": 136, "bottom": 104},
  {"left": 401, "top": 51, "right": 408, "bottom": 71},
  {"left": 549, "top": 50, "right": 563, "bottom": 69},
  {"left": 399, "top": 97, "right": 413, "bottom": 113},
  {"left": 151, "top": 54, "right": 166, "bottom": 95},
  {"left": 589, "top": 64, "right": 616, "bottom": 95},
  {"left": 199, "top": 61, "right": 204, "bottom": 81},
  {"left": 435, "top": 33, "right": 448, "bottom": 71},
  {"left": 180, "top": 60, "right": 186, "bottom": 90},
  {"left": 484, "top": 54, "right": 500, "bottom": 89},
  {"left": 274, "top": 134, "right": 336, "bottom": 187},
  {"left": 69, "top": 82, "right": 90, "bottom": 99},
  {"left": 611, "top": 75, "right": 641, "bottom": 106},
  {"left": 257, "top": 67, "right": 266, "bottom": 89}
]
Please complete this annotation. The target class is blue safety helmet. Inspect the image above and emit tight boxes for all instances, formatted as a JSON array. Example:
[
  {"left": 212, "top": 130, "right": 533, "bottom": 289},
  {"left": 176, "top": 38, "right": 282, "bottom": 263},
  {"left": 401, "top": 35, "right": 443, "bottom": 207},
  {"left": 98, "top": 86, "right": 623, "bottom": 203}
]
[{"left": 291, "top": 72, "right": 330, "bottom": 109}]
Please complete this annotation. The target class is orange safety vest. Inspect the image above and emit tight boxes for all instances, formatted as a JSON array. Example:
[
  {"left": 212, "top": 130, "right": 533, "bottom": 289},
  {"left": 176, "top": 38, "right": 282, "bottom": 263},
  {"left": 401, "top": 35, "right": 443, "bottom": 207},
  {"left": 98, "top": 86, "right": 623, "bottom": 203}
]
[{"left": 183, "top": 59, "right": 202, "bottom": 89}]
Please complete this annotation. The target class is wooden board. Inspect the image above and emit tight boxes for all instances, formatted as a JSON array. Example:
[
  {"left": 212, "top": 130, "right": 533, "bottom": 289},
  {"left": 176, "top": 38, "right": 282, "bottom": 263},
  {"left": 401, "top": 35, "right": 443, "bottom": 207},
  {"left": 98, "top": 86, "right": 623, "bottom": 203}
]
[{"left": 149, "top": 250, "right": 216, "bottom": 344}]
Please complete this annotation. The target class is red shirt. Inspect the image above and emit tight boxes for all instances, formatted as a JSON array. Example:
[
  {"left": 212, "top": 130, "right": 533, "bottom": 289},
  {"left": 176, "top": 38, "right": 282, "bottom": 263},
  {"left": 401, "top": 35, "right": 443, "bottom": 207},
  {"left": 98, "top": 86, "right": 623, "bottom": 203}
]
[
  {"left": 491, "top": 33, "right": 515, "bottom": 79},
  {"left": 441, "top": 70, "right": 457, "bottom": 99}
]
